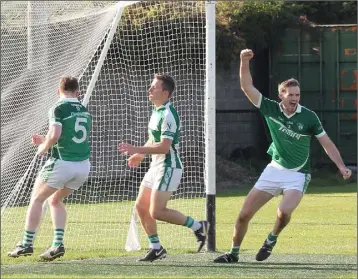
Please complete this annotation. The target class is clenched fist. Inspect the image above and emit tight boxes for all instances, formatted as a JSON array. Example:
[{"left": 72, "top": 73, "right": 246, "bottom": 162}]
[
  {"left": 339, "top": 166, "right": 352, "bottom": 180},
  {"left": 240, "top": 49, "right": 254, "bottom": 61},
  {"left": 31, "top": 134, "right": 45, "bottom": 146}
]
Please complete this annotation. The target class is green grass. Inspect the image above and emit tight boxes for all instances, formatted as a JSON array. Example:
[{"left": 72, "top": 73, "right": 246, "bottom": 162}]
[
  {"left": 1, "top": 183, "right": 357, "bottom": 278},
  {"left": 1, "top": 199, "right": 206, "bottom": 262},
  {"left": 2, "top": 254, "right": 357, "bottom": 279}
]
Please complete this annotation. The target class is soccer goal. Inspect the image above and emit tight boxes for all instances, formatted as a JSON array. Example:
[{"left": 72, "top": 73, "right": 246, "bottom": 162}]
[{"left": 1, "top": 1, "right": 216, "bottom": 254}]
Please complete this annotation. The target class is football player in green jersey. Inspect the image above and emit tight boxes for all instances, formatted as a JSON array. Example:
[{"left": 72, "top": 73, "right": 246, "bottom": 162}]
[
  {"left": 214, "top": 49, "right": 352, "bottom": 263},
  {"left": 8, "top": 77, "right": 92, "bottom": 261},
  {"left": 118, "top": 74, "right": 209, "bottom": 262}
]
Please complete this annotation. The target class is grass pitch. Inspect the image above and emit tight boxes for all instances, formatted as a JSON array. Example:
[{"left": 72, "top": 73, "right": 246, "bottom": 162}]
[{"left": 1, "top": 182, "right": 356, "bottom": 278}]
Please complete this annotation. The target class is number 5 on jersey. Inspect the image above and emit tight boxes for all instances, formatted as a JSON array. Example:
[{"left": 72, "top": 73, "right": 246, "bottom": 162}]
[{"left": 72, "top": 117, "right": 88, "bottom": 144}]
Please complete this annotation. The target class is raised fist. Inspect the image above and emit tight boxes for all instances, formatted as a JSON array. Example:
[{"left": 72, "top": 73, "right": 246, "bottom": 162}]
[{"left": 240, "top": 49, "right": 254, "bottom": 61}]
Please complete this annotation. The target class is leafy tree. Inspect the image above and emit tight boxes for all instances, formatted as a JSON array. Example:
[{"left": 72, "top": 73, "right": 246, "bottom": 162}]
[{"left": 215, "top": 1, "right": 357, "bottom": 69}]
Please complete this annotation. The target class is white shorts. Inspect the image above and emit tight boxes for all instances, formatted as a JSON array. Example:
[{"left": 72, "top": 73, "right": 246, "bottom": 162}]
[
  {"left": 142, "top": 166, "right": 182, "bottom": 192},
  {"left": 254, "top": 161, "right": 311, "bottom": 197},
  {"left": 39, "top": 158, "right": 90, "bottom": 190}
]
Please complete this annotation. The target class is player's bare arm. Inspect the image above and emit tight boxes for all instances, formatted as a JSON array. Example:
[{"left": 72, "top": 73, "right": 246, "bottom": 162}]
[
  {"left": 127, "top": 139, "right": 151, "bottom": 167},
  {"left": 240, "top": 49, "right": 262, "bottom": 106},
  {"left": 37, "top": 124, "right": 62, "bottom": 155},
  {"left": 317, "top": 134, "right": 352, "bottom": 179},
  {"left": 118, "top": 138, "right": 171, "bottom": 155}
]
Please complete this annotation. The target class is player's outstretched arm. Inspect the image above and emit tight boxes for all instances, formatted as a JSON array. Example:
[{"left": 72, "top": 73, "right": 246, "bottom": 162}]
[
  {"left": 127, "top": 139, "right": 151, "bottom": 167},
  {"left": 118, "top": 139, "right": 171, "bottom": 155},
  {"left": 317, "top": 134, "right": 352, "bottom": 180},
  {"left": 240, "top": 49, "right": 262, "bottom": 107}
]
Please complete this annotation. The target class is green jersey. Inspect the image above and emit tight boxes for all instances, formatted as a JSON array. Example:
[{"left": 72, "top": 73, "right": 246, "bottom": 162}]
[
  {"left": 257, "top": 94, "right": 325, "bottom": 173},
  {"left": 148, "top": 101, "right": 182, "bottom": 169},
  {"left": 48, "top": 98, "right": 91, "bottom": 161}
]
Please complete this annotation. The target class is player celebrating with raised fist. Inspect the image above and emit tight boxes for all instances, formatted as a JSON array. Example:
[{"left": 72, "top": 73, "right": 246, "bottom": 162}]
[{"left": 214, "top": 49, "right": 352, "bottom": 263}]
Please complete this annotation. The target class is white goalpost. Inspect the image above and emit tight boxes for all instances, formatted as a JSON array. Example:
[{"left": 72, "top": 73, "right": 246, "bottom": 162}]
[{"left": 1, "top": 0, "right": 216, "bottom": 254}]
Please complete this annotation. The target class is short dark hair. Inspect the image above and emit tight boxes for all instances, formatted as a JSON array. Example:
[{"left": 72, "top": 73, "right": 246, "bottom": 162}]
[
  {"left": 278, "top": 78, "right": 300, "bottom": 94},
  {"left": 59, "top": 76, "right": 79, "bottom": 93},
  {"left": 155, "top": 74, "right": 175, "bottom": 97}
]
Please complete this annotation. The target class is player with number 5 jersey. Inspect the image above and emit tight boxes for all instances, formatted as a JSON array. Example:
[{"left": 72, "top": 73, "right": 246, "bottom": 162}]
[
  {"left": 8, "top": 76, "right": 92, "bottom": 261},
  {"left": 48, "top": 97, "right": 91, "bottom": 161}
]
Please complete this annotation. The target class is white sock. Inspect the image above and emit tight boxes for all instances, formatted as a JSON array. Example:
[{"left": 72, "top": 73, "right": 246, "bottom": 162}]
[
  {"left": 191, "top": 221, "right": 202, "bottom": 232},
  {"left": 149, "top": 242, "right": 162, "bottom": 250}
]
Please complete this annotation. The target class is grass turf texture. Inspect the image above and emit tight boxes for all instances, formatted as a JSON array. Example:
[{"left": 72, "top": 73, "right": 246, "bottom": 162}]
[{"left": 2, "top": 182, "right": 356, "bottom": 278}]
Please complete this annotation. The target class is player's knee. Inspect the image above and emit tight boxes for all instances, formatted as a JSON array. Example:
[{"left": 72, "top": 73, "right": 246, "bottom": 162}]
[
  {"left": 237, "top": 210, "right": 253, "bottom": 224},
  {"left": 135, "top": 201, "right": 149, "bottom": 216},
  {"left": 48, "top": 196, "right": 63, "bottom": 207},
  {"left": 149, "top": 207, "right": 164, "bottom": 220},
  {"left": 30, "top": 196, "right": 46, "bottom": 206},
  {"left": 31, "top": 193, "right": 49, "bottom": 204},
  {"left": 277, "top": 208, "right": 291, "bottom": 219}
]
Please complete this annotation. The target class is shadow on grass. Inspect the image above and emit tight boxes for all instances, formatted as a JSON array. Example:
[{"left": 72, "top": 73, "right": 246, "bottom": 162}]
[
  {"left": 2, "top": 254, "right": 356, "bottom": 278},
  {"left": 49, "top": 260, "right": 356, "bottom": 272}
]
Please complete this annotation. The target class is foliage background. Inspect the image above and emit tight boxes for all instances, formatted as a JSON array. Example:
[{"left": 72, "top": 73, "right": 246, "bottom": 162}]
[{"left": 216, "top": 1, "right": 357, "bottom": 69}]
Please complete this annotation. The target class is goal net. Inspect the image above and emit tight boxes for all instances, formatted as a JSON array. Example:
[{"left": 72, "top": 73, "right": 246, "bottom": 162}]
[{"left": 1, "top": 1, "right": 208, "bottom": 254}]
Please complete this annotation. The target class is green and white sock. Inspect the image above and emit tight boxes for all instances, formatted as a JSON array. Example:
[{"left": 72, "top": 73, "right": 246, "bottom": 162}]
[
  {"left": 266, "top": 232, "right": 278, "bottom": 246},
  {"left": 52, "top": 228, "right": 64, "bottom": 247},
  {"left": 148, "top": 234, "right": 161, "bottom": 250},
  {"left": 229, "top": 246, "right": 240, "bottom": 258},
  {"left": 183, "top": 216, "right": 201, "bottom": 232},
  {"left": 22, "top": 230, "right": 35, "bottom": 247}
]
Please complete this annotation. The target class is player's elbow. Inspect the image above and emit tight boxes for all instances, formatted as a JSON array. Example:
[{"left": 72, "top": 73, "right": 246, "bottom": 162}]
[
  {"left": 159, "top": 145, "right": 170, "bottom": 154},
  {"left": 240, "top": 85, "right": 255, "bottom": 100},
  {"left": 50, "top": 133, "right": 61, "bottom": 143},
  {"left": 240, "top": 84, "right": 248, "bottom": 92},
  {"left": 240, "top": 77, "right": 253, "bottom": 90},
  {"left": 319, "top": 135, "right": 334, "bottom": 151},
  {"left": 159, "top": 140, "right": 171, "bottom": 154},
  {"left": 322, "top": 142, "right": 337, "bottom": 156},
  {"left": 240, "top": 81, "right": 249, "bottom": 90},
  {"left": 49, "top": 125, "right": 62, "bottom": 142}
]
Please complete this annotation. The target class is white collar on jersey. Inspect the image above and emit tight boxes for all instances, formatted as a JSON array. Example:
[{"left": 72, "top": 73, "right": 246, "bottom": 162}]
[
  {"left": 279, "top": 102, "right": 302, "bottom": 113},
  {"left": 155, "top": 101, "right": 170, "bottom": 111},
  {"left": 279, "top": 102, "right": 302, "bottom": 118},
  {"left": 59, "top": 97, "right": 80, "bottom": 102}
]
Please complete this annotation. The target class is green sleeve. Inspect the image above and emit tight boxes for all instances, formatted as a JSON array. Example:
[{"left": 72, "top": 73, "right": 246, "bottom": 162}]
[
  {"left": 257, "top": 94, "right": 280, "bottom": 117},
  {"left": 48, "top": 105, "right": 63, "bottom": 125},
  {"left": 161, "top": 114, "right": 177, "bottom": 140},
  {"left": 310, "top": 111, "right": 325, "bottom": 137}
]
